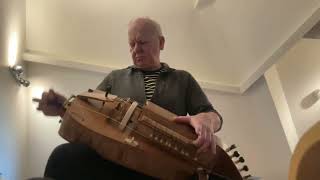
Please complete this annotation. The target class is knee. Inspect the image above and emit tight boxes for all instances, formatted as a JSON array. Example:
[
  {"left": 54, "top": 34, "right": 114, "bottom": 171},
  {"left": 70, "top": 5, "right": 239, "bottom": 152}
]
[
  {"left": 48, "top": 143, "right": 96, "bottom": 161},
  {"left": 44, "top": 143, "right": 98, "bottom": 177},
  {"left": 48, "top": 143, "right": 74, "bottom": 161}
]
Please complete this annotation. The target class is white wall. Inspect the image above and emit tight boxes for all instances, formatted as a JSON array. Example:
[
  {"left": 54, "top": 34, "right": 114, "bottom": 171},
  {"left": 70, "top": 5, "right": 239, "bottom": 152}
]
[
  {"left": 26, "top": 62, "right": 291, "bottom": 179},
  {"left": 0, "top": 0, "right": 27, "bottom": 180},
  {"left": 206, "top": 77, "right": 291, "bottom": 180},
  {"left": 276, "top": 38, "right": 320, "bottom": 137}
]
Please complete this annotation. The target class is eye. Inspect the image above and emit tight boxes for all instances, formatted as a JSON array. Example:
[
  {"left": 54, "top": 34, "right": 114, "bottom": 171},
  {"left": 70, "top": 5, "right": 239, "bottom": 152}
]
[{"left": 138, "top": 41, "right": 147, "bottom": 45}]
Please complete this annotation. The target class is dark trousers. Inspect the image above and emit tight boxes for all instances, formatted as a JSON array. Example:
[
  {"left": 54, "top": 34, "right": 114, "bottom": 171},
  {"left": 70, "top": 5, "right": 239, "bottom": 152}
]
[
  {"left": 44, "top": 143, "right": 229, "bottom": 180},
  {"left": 44, "top": 143, "right": 155, "bottom": 180}
]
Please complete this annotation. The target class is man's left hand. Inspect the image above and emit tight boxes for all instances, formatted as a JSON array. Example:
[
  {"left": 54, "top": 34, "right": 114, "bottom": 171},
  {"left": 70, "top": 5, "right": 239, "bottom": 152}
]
[{"left": 173, "top": 112, "right": 221, "bottom": 154}]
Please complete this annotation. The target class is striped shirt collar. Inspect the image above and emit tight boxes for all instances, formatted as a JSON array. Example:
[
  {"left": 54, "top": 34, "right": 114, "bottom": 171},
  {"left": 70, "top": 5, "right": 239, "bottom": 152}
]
[{"left": 128, "top": 62, "right": 175, "bottom": 73}]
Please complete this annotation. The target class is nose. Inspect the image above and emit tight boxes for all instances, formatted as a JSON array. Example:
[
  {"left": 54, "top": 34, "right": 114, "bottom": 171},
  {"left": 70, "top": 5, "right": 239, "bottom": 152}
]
[{"left": 132, "top": 43, "right": 143, "bottom": 54}]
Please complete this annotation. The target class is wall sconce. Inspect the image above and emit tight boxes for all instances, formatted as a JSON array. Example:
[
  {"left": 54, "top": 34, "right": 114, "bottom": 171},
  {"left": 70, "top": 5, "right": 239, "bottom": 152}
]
[{"left": 9, "top": 65, "right": 30, "bottom": 87}]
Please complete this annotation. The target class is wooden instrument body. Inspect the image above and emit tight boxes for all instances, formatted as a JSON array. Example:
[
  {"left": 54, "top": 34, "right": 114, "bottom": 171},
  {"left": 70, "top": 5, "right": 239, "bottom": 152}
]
[
  {"left": 59, "top": 90, "right": 242, "bottom": 179},
  {"left": 289, "top": 120, "right": 320, "bottom": 180}
]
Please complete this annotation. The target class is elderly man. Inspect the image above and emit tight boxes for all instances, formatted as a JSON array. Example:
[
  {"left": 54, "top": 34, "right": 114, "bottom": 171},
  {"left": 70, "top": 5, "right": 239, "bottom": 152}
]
[{"left": 36, "top": 17, "right": 222, "bottom": 179}]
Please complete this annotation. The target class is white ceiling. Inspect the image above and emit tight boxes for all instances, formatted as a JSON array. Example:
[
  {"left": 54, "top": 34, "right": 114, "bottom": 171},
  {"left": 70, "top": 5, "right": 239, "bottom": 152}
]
[{"left": 24, "top": 0, "right": 320, "bottom": 93}]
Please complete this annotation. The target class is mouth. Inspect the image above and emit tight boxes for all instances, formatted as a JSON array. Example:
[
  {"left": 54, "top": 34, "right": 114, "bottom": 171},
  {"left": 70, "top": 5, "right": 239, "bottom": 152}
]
[{"left": 135, "top": 56, "right": 145, "bottom": 61}]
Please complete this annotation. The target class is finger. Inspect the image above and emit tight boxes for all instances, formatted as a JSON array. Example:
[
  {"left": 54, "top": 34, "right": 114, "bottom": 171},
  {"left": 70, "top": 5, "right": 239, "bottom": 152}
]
[
  {"left": 211, "top": 134, "right": 217, "bottom": 154},
  {"left": 210, "top": 120, "right": 215, "bottom": 132},
  {"left": 42, "top": 105, "right": 60, "bottom": 116},
  {"left": 49, "top": 89, "right": 55, "bottom": 94},
  {"left": 197, "top": 128, "right": 211, "bottom": 153},
  {"left": 49, "top": 89, "right": 67, "bottom": 105},
  {"left": 43, "top": 92, "right": 52, "bottom": 105},
  {"left": 193, "top": 126, "right": 205, "bottom": 147},
  {"left": 194, "top": 124, "right": 202, "bottom": 135},
  {"left": 173, "top": 116, "right": 191, "bottom": 124},
  {"left": 48, "top": 89, "right": 57, "bottom": 102},
  {"left": 36, "top": 92, "right": 49, "bottom": 111},
  {"left": 55, "top": 93, "right": 67, "bottom": 105},
  {"left": 41, "top": 91, "right": 49, "bottom": 103}
]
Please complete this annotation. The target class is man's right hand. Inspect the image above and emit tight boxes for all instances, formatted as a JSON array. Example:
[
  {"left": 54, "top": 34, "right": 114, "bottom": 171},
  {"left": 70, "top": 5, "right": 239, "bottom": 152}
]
[{"left": 33, "top": 89, "right": 67, "bottom": 117}]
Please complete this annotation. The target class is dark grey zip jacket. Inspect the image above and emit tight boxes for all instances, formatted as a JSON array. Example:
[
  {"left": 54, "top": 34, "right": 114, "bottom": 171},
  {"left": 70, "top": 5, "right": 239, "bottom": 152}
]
[{"left": 97, "top": 63, "right": 222, "bottom": 130}]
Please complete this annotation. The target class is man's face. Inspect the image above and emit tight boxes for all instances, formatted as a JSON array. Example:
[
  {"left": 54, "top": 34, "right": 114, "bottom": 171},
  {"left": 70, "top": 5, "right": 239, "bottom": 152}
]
[{"left": 128, "top": 23, "right": 164, "bottom": 70}]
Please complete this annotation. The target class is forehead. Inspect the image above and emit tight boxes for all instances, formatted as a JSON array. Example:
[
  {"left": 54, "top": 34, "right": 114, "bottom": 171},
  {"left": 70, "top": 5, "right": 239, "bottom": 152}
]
[{"left": 128, "top": 22, "right": 157, "bottom": 41}]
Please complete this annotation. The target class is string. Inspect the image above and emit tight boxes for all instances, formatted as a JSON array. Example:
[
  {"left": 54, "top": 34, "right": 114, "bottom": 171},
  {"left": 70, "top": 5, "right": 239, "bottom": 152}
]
[
  {"left": 72, "top": 100, "right": 190, "bottom": 146},
  {"left": 74, "top": 99, "right": 191, "bottom": 144}
]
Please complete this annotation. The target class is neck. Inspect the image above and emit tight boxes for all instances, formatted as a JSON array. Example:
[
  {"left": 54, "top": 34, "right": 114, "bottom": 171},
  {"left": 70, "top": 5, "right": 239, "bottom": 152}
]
[{"left": 140, "top": 63, "right": 162, "bottom": 71}]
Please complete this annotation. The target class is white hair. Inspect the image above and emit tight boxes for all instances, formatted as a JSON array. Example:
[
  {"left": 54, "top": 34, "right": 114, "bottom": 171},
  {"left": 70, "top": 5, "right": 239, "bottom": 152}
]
[{"left": 128, "top": 17, "right": 163, "bottom": 36}]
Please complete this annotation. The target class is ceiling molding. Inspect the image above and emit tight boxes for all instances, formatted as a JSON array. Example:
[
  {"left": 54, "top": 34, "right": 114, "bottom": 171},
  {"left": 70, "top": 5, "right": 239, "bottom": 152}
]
[
  {"left": 23, "top": 51, "right": 114, "bottom": 74},
  {"left": 199, "top": 81, "right": 240, "bottom": 94},
  {"left": 23, "top": 50, "right": 242, "bottom": 94},
  {"left": 240, "top": 6, "right": 320, "bottom": 93},
  {"left": 194, "top": 0, "right": 216, "bottom": 10}
]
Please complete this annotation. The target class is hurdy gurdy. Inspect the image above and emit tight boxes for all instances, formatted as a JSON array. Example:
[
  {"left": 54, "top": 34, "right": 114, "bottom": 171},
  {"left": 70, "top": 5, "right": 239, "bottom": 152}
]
[{"left": 58, "top": 89, "right": 242, "bottom": 180}]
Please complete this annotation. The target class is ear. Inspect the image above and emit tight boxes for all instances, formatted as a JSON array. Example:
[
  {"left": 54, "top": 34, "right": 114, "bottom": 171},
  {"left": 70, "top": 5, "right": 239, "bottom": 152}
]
[{"left": 159, "top": 36, "right": 165, "bottom": 50}]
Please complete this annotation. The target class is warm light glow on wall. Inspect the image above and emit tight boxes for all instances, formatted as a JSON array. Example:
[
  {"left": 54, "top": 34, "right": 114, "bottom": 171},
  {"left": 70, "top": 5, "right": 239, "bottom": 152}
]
[
  {"left": 31, "top": 86, "right": 44, "bottom": 99},
  {"left": 8, "top": 32, "right": 18, "bottom": 67}
]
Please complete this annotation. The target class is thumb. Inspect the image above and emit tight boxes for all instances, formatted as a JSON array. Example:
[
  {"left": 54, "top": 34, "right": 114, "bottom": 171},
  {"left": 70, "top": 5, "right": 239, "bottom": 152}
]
[
  {"left": 48, "top": 89, "right": 66, "bottom": 104},
  {"left": 48, "top": 89, "right": 56, "bottom": 101},
  {"left": 173, "top": 116, "right": 191, "bottom": 124}
]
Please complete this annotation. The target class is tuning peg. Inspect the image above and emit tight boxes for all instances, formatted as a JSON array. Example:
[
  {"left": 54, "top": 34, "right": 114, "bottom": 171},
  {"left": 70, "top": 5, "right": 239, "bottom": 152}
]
[
  {"left": 230, "top": 151, "right": 240, "bottom": 158},
  {"left": 234, "top": 156, "right": 245, "bottom": 164},
  {"left": 225, "top": 144, "right": 236, "bottom": 152},
  {"left": 105, "top": 85, "right": 112, "bottom": 97},
  {"left": 242, "top": 174, "right": 251, "bottom": 179},
  {"left": 239, "top": 165, "right": 249, "bottom": 172}
]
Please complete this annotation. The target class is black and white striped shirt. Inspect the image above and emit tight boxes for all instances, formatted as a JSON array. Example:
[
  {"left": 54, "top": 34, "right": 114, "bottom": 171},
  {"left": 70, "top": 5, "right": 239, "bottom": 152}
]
[{"left": 142, "top": 68, "right": 165, "bottom": 101}]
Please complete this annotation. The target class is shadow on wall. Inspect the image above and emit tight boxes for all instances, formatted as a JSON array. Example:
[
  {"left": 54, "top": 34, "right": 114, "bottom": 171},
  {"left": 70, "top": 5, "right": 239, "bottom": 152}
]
[{"left": 301, "top": 90, "right": 320, "bottom": 109}]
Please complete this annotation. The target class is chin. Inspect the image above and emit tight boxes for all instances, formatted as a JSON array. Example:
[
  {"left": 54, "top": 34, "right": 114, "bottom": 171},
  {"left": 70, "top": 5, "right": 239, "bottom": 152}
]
[
  {"left": 135, "top": 64, "right": 151, "bottom": 70},
  {"left": 134, "top": 61, "right": 145, "bottom": 68}
]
